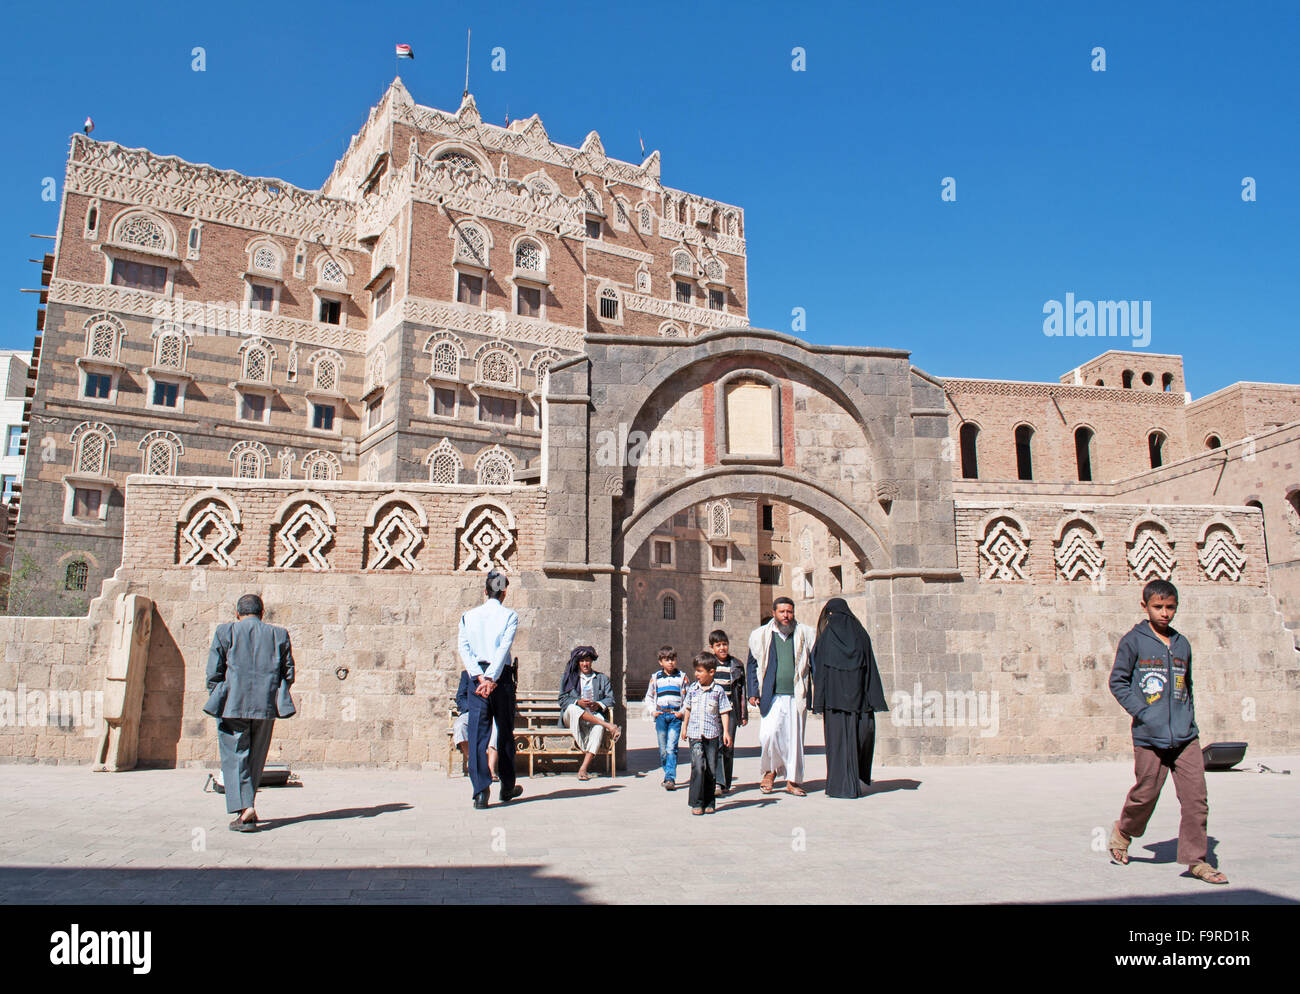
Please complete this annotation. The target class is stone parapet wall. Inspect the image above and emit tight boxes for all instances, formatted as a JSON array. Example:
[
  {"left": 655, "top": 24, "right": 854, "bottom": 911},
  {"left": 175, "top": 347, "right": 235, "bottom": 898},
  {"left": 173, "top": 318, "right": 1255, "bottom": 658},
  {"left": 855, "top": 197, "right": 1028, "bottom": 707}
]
[
  {"left": 955, "top": 501, "right": 1268, "bottom": 587},
  {"left": 122, "top": 476, "right": 548, "bottom": 573},
  {"left": 849, "top": 574, "right": 1298, "bottom": 764}
]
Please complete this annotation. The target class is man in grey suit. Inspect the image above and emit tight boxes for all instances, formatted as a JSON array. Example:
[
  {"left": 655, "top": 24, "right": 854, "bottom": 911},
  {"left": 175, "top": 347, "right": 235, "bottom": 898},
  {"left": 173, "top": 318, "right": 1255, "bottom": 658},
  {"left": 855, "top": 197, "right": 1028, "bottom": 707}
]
[{"left": 204, "top": 593, "right": 296, "bottom": 832}]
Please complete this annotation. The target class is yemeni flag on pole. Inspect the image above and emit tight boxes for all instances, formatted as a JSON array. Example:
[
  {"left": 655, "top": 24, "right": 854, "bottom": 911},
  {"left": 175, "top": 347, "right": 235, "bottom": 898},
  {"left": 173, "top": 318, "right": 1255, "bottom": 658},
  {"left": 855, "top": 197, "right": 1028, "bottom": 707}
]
[{"left": 395, "top": 44, "right": 414, "bottom": 60}]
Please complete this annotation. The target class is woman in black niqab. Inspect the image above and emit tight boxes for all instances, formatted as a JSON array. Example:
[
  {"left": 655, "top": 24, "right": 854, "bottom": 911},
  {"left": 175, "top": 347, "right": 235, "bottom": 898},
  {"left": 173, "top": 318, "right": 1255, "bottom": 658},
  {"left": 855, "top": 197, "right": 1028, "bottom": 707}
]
[{"left": 812, "top": 597, "right": 888, "bottom": 798}]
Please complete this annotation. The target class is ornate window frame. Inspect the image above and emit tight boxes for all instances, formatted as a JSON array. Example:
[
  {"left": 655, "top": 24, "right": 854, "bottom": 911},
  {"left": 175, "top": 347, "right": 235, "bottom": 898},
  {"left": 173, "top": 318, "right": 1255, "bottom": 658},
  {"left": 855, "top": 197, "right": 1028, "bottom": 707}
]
[
  {"left": 426, "top": 438, "right": 463, "bottom": 484},
  {"left": 228, "top": 440, "right": 271, "bottom": 480},
  {"left": 595, "top": 281, "right": 623, "bottom": 326},
  {"left": 63, "top": 421, "right": 117, "bottom": 526},
  {"left": 138, "top": 429, "right": 183, "bottom": 476},
  {"left": 474, "top": 445, "right": 517, "bottom": 487},
  {"left": 424, "top": 332, "right": 465, "bottom": 420},
  {"left": 77, "top": 313, "right": 126, "bottom": 405},
  {"left": 714, "top": 368, "right": 782, "bottom": 465},
  {"left": 144, "top": 322, "right": 193, "bottom": 413},
  {"left": 301, "top": 449, "right": 342, "bottom": 482}
]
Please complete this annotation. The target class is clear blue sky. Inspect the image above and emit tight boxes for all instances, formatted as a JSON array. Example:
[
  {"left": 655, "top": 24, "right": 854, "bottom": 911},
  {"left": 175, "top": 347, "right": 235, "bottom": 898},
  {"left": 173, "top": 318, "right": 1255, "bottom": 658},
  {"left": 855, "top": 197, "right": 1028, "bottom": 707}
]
[{"left": 2, "top": 0, "right": 1295, "bottom": 396}]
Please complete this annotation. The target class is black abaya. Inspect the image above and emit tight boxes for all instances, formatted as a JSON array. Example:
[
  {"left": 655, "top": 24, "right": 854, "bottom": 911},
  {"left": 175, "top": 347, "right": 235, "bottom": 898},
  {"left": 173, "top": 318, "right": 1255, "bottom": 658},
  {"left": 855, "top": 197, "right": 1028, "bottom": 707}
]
[
  {"left": 812, "top": 597, "right": 888, "bottom": 799},
  {"left": 824, "top": 710, "right": 876, "bottom": 797}
]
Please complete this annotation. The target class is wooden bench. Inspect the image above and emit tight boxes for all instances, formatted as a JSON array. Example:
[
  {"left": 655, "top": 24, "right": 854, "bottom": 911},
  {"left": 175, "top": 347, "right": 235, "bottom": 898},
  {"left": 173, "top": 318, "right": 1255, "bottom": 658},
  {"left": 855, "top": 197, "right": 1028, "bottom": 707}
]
[{"left": 447, "top": 689, "right": 617, "bottom": 778}]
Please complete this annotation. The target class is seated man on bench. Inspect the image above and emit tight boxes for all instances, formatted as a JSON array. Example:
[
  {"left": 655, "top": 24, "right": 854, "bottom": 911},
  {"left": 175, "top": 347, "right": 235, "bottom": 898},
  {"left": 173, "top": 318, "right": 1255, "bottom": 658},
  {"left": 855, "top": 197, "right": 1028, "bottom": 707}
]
[{"left": 558, "top": 645, "right": 621, "bottom": 780}]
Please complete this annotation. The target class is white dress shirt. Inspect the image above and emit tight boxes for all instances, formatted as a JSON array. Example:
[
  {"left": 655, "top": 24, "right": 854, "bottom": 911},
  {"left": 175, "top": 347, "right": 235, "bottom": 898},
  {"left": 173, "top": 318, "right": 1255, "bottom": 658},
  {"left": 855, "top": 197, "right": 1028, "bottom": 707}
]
[{"left": 457, "top": 597, "right": 519, "bottom": 682}]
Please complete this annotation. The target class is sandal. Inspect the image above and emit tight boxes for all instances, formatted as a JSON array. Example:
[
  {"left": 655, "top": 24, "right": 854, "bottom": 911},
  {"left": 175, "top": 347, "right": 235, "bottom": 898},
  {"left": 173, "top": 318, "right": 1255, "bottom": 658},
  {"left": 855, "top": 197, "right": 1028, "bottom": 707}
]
[
  {"left": 785, "top": 783, "right": 807, "bottom": 796},
  {"left": 577, "top": 771, "right": 592, "bottom": 781},
  {"left": 1108, "top": 822, "right": 1130, "bottom": 865},
  {"left": 1190, "top": 862, "right": 1229, "bottom": 885},
  {"left": 609, "top": 725, "right": 623, "bottom": 743},
  {"left": 691, "top": 807, "right": 704, "bottom": 816},
  {"left": 760, "top": 772, "right": 775, "bottom": 794},
  {"left": 704, "top": 805, "right": 715, "bottom": 814}
]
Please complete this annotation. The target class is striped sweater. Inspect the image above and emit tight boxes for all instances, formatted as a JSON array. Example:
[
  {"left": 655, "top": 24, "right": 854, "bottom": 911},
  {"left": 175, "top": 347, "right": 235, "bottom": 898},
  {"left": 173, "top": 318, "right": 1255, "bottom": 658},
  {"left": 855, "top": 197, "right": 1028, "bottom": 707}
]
[{"left": 643, "top": 668, "right": 688, "bottom": 714}]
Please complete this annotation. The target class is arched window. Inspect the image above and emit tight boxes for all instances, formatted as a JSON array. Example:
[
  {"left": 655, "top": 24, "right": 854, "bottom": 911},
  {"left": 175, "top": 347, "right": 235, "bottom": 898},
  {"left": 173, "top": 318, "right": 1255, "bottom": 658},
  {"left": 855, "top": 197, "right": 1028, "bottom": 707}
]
[
  {"left": 637, "top": 204, "right": 653, "bottom": 234},
  {"left": 1162, "top": 372, "right": 1174, "bottom": 392},
  {"left": 598, "top": 286, "right": 619, "bottom": 321},
  {"left": 88, "top": 321, "right": 119, "bottom": 360},
  {"left": 959, "top": 422, "right": 979, "bottom": 479},
  {"left": 319, "top": 258, "right": 346, "bottom": 286},
  {"left": 431, "top": 341, "right": 460, "bottom": 378},
  {"left": 1206, "top": 435, "right": 1222, "bottom": 450},
  {"left": 514, "top": 239, "right": 543, "bottom": 274},
  {"left": 241, "top": 341, "right": 273, "bottom": 383},
  {"left": 712, "top": 599, "right": 725, "bottom": 623},
  {"left": 476, "top": 447, "right": 515, "bottom": 486},
  {"left": 251, "top": 243, "right": 280, "bottom": 274},
  {"left": 672, "top": 250, "right": 694, "bottom": 275},
  {"left": 139, "top": 430, "right": 182, "bottom": 476},
  {"left": 455, "top": 223, "right": 487, "bottom": 266},
  {"left": 428, "top": 440, "right": 462, "bottom": 484},
  {"left": 65, "top": 561, "right": 89, "bottom": 592},
  {"left": 302, "top": 450, "right": 340, "bottom": 481},
  {"left": 436, "top": 149, "right": 480, "bottom": 171},
  {"left": 663, "top": 595, "right": 676, "bottom": 621},
  {"left": 708, "top": 500, "right": 731, "bottom": 538},
  {"left": 1121, "top": 370, "right": 1134, "bottom": 389},
  {"left": 151, "top": 324, "right": 187, "bottom": 370},
  {"left": 114, "top": 211, "right": 171, "bottom": 252},
  {"left": 229, "top": 441, "right": 269, "bottom": 480},
  {"left": 478, "top": 348, "right": 518, "bottom": 387},
  {"left": 1246, "top": 500, "right": 1267, "bottom": 556},
  {"left": 1141, "top": 371, "right": 1154, "bottom": 387},
  {"left": 71, "top": 423, "right": 114, "bottom": 476},
  {"left": 636, "top": 268, "right": 650, "bottom": 293},
  {"left": 1015, "top": 425, "right": 1034, "bottom": 481},
  {"left": 1094, "top": 379, "right": 1104, "bottom": 386},
  {"left": 1074, "top": 426, "right": 1094, "bottom": 482},
  {"left": 1148, "top": 431, "right": 1167, "bottom": 469},
  {"left": 313, "top": 355, "right": 339, "bottom": 392},
  {"left": 367, "top": 348, "right": 387, "bottom": 393}
]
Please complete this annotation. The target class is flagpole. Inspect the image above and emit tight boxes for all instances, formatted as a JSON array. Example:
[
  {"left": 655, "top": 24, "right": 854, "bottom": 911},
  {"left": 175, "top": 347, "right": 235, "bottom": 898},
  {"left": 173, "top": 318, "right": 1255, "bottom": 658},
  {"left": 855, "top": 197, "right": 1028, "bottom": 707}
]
[{"left": 463, "top": 29, "right": 471, "bottom": 98}]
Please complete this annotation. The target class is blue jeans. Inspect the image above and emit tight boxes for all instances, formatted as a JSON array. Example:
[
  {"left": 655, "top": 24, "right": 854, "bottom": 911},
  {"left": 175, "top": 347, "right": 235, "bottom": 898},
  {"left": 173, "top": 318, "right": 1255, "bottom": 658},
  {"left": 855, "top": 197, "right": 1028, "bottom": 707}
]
[{"left": 654, "top": 711, "right": 682, "bottom": 781}]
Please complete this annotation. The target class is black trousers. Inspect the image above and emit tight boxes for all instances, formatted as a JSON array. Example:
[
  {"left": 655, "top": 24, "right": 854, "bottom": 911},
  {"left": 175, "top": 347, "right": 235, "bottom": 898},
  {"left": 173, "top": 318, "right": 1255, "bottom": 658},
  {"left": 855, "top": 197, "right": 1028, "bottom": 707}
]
[
  {"left": 688, "top": 736, "right": 721, "bottom": 808},
  {"left": 468, "top": 672, "right": 516, "bottom": 798},
  {"left": 718, "top": 741, "right": 735, "bottom": 790}
]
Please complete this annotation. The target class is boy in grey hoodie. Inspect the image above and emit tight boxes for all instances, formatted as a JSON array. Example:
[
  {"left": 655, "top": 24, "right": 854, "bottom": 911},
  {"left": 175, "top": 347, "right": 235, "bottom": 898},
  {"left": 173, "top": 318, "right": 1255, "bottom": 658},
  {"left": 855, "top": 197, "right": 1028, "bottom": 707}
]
[{"left": 1106, "top": 579, "right": 1227, "bottom": 884}]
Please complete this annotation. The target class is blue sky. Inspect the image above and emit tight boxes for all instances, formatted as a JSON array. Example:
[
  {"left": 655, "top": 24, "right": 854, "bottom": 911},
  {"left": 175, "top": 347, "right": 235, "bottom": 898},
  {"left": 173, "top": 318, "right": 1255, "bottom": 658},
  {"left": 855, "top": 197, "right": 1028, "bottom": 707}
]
[{"left": 1, "top": 0, "right": 1295, "bottom": 395}]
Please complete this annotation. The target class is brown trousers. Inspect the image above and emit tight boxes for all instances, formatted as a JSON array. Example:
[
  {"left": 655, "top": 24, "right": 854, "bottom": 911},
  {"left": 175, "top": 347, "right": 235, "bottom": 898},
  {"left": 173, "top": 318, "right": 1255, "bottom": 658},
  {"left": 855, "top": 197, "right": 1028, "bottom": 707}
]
[{"left": 1117, "top": 737, "right": 1208, "bottom": 866}]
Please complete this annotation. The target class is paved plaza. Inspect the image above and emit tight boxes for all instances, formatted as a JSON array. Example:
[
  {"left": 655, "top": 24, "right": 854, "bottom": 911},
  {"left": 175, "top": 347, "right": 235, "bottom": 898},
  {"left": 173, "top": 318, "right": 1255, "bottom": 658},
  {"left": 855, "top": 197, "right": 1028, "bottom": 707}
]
[{"left": 0, "top": 716, "right": 1296, "bottom": 905}]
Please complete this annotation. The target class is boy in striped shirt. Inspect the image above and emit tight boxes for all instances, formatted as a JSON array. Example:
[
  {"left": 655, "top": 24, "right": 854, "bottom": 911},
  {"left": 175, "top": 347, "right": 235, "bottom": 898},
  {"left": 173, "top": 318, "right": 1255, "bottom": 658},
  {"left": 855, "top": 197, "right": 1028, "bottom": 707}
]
[
  {"left": 708, "top": 629, "right": 749, "bottom": 794},
  {"left": 643, "top": 646, "right": 688, "bottom": 789}
]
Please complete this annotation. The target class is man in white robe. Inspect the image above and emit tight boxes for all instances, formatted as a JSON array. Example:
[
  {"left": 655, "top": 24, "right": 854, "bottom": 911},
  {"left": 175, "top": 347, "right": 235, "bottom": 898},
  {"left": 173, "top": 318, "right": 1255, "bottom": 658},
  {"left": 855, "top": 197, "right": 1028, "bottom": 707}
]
[{"left": 745, "top": 597, "right": 816, "bottom": 795}]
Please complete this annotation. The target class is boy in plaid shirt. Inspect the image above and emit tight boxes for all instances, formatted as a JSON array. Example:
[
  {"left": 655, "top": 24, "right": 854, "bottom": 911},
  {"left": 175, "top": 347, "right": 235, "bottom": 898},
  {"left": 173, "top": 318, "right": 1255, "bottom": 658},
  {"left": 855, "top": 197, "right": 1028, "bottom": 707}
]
[{"left": 677, "top": 652, "right": 733, "bottom": 815}]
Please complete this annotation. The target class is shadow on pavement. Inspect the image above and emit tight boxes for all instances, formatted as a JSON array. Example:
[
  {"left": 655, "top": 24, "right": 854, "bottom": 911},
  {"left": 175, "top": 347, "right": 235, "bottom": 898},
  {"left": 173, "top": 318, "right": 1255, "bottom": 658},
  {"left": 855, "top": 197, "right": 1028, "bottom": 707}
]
[
  {"left": 1129, "top": 836, "right": 1220, "bottom": 866},
  {"left": 0, "top": 864, "right": 591, "bottom": 904},
  {"left": 259, "top": 802, "right": 413, "bottom": 831},
  {"left": 511, "top": 784, "right": 625, "bottom": 803},
  {"left": 1033, "top": 889, "right": 1296, "bottom": 906}
]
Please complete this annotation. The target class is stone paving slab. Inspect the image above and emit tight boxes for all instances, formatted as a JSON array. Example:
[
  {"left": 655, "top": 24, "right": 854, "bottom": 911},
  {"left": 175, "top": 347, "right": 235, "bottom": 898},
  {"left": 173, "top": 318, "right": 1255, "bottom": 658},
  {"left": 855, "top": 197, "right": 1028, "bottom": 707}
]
[{"left": 0, "top": 717, "right": 1296, "bottom": 904}]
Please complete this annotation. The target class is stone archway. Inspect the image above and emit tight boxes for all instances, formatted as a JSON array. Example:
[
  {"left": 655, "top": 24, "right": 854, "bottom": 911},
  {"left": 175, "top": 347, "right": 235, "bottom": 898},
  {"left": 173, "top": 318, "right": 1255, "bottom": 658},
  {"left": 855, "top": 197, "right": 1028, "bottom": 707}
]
[
  {"left": 540, "top": 327, "right": 961, "bottom": 726},
  {"left": 619, "top": 466, "right": 889, "bottom": 572}
]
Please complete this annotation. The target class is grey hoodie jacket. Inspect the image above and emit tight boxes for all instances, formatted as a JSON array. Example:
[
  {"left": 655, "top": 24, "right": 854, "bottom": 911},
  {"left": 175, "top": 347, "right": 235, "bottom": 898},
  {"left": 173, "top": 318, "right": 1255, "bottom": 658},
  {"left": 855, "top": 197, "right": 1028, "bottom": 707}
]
[{"left": 1108, "top": 621, "right": 1198, "bottom": 749}]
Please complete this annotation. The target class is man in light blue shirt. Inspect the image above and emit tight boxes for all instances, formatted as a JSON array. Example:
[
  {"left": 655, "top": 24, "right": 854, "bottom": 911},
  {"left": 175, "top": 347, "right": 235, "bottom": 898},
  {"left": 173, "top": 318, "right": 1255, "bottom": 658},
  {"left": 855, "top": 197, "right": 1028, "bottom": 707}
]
[{"left": 457, "top": 570, "right": 522, "bottom": 809}]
